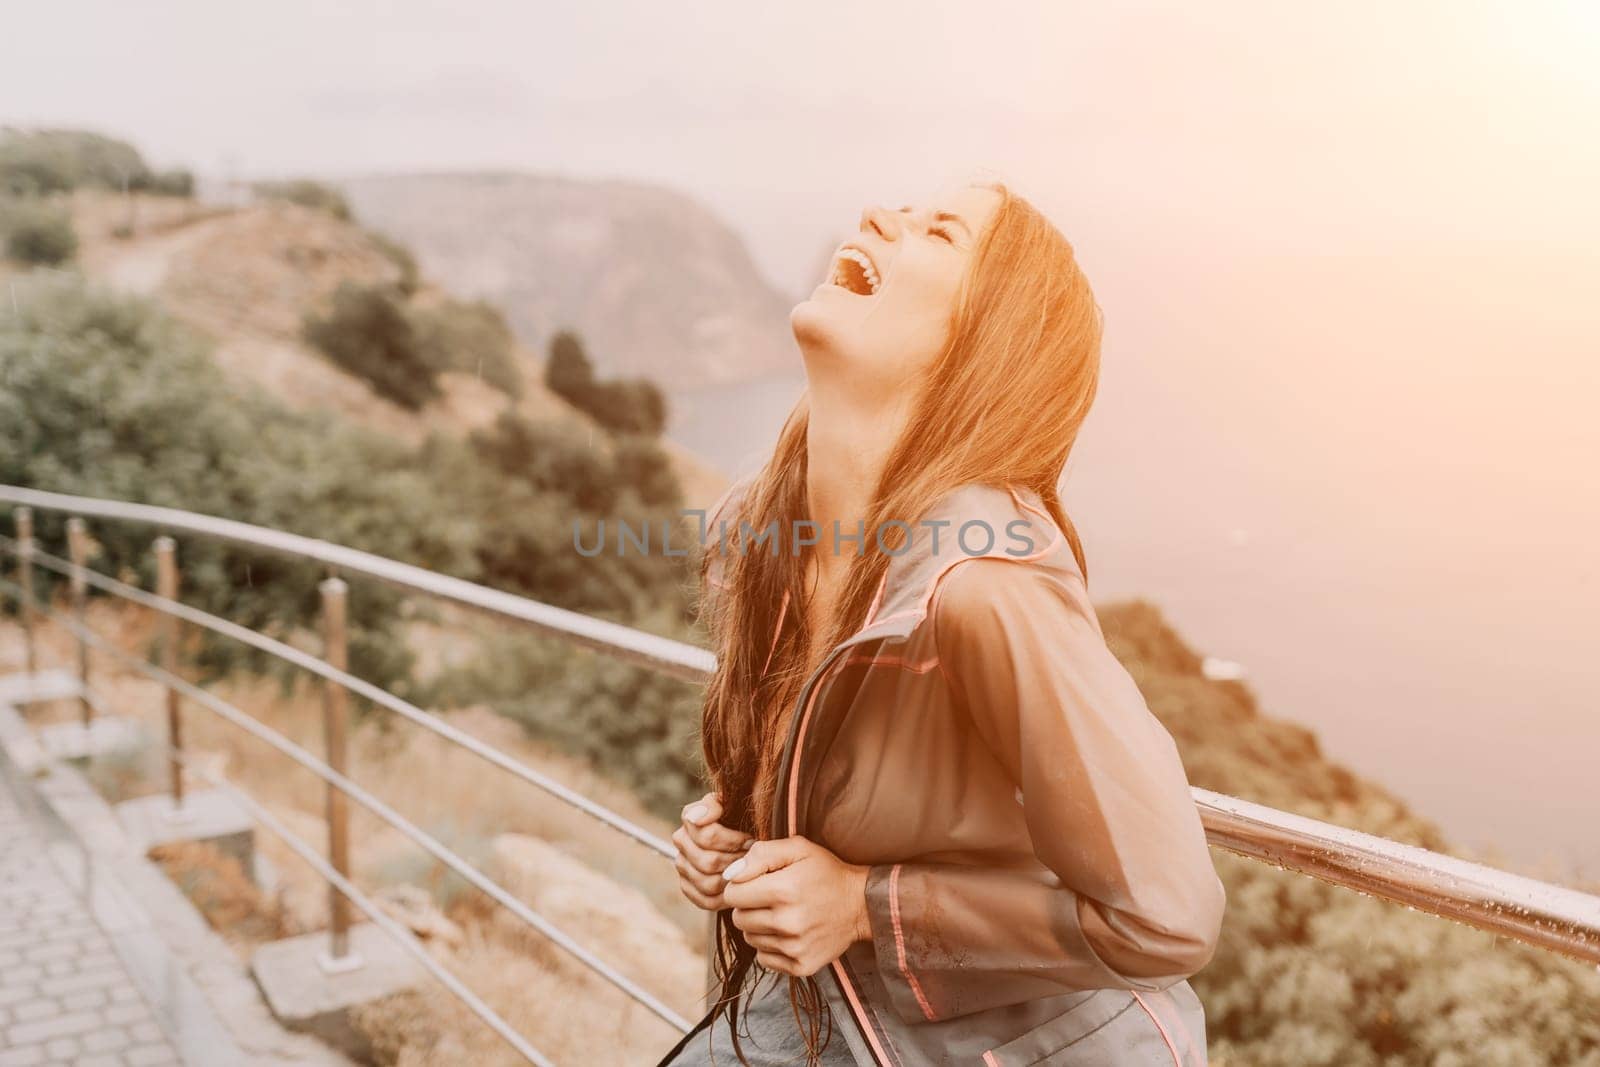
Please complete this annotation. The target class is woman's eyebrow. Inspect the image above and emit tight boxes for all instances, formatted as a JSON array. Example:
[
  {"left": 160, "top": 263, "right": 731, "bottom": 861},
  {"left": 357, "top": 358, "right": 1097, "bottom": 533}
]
[{"left": 934, "top": 211, "right": 972, "bottom": 238}]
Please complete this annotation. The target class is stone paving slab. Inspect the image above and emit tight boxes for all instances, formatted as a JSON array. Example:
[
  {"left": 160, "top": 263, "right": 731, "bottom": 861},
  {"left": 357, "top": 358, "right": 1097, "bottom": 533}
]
[{"left": 1, "top": 773, "right": 179, "bottom": 1067}]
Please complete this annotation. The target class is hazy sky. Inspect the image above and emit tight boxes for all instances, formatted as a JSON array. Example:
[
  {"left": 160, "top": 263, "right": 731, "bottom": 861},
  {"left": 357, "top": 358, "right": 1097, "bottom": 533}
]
[
  {"left": 5, "top": 2, "right": 1600, "bottom": 868},
  {"left": 5, "top": 2, "right": 1598, "bottom": 291}
]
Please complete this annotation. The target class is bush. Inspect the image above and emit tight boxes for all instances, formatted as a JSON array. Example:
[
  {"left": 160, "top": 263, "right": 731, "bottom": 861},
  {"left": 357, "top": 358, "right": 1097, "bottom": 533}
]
[
  {"left": 428, "top": 630, "right": 704, "bottom": 820},
  {"left": 586, "top": 379, "right": 667, "bottom": 436},
  {"left": 613, "top": 436, "right": 681, "bottom": 509},
  {"left": 139, "top": 168, "right": 194, "bottom": 198},
  {"left": 1, "top": 198, "right": 77, "bottom": 265},
  {"left": 303, "top": 282, "right": 440, "bottom": 410},
  {"left": 0, "top": 128, "right": 149, "bottom": 196},
  {"left": 410, "top": 298, "right": 522, "bottom": 398},
  {"left": 252, "top": 178, "right": 352, "bottom": 221},
  {"left": 544, "top": 330, "right": 669, "bottom": 436},
  {"left": 366, "top": 229, "right": 419, "bottom": 296},
  {"left": 545, "top": 329, "right": 595, "bottom": 400},
  {"left": 454, "top": 412, "right": 691, "bottom": 619},
  {"left": 0, "top": 277, "right": 468, "bottom": 696}
]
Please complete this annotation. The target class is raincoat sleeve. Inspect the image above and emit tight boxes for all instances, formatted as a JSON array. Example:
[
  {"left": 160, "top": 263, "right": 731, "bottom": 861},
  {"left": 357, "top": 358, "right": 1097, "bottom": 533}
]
[{"left": 861, "top": 557, "right": 1226, "bottom": 1023}]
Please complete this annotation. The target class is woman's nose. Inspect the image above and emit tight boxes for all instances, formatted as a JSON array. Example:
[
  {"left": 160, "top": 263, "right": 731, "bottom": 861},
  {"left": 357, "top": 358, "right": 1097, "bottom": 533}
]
[{"left": 859, "top": 205, "right": 900, "bottom": 241}]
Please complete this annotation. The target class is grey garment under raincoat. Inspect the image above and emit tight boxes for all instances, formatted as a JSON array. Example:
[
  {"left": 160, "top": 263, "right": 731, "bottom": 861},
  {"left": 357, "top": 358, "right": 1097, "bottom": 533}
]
[{"left": 662, "top": 479, "right": 1225, "bottom": 1066}]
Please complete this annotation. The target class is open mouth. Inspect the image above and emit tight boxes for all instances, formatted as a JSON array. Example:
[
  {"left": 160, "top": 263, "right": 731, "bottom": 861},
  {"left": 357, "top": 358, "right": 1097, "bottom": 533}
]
[{"left": 831, "top": 246, "right": 881, "bottom": 296}]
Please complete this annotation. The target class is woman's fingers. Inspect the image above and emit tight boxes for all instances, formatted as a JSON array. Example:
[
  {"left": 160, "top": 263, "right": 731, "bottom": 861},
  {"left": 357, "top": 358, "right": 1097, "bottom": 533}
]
[
  {"left": 671, "top": 825, "right": 746, "bottom": 879},
  {"left": 682, "top": 791, "right": 720, "bottom": 825},
  {"left": 677, "top": 872, "right": 723, "bottom": 911},
  {"left": 672, "top": 790, "right": 758, "bottom": 912},
  {"left": 728, "top": 906, "right": 786, "bottom": 937},
  {"left": 753, "top": 947, "right": 802, "bottom": 975},
  {"left": 674, "top": 848, "right": 730, "bottom": 896},
  {"left": 681, "top": 793, "right": 753, "bottom": 853}
]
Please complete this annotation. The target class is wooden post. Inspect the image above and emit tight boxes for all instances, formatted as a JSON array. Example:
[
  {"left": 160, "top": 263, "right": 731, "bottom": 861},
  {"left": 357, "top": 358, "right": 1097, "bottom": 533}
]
[
  {"left": 15, "top": 507, "right": 35, "bottom": 678},
  {"left": 154, "top": 536, "right": 184, "bottom": 810},
  {"left": 67, "top": 518, "right": 92, "bottom": 728},
  {"left": 319, "top": 576, "right": 361, "bottom": 970}
]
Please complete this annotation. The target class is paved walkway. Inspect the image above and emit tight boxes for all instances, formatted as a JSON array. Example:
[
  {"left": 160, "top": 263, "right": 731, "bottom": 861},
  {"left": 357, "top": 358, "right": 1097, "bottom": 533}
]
[{"left": 0, "top": 772, "right": 180, "bottom": 1067}]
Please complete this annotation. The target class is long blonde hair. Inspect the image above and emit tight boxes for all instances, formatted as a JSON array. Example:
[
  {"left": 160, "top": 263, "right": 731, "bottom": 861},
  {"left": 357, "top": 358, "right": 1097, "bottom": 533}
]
[{"left": 697, "top": 183, "right": 1103, "bottom": 1063}]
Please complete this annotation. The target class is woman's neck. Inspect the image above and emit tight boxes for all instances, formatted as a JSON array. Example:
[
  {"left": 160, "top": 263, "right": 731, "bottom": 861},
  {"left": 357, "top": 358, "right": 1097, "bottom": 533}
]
[{"left": 803, "top": 377, "right": 910, "bottom": 585}]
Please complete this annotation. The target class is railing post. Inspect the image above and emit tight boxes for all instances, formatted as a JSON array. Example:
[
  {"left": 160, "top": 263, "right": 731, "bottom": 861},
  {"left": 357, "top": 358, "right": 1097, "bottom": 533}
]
[
  {"left": 15, "top": 506, "right": 36, "bottom": 678},
  {"left": 67, "top": 517, "right": 92, "bottom": 729},
  {"left": 154, "top": 536, "right": 185, "bottom": 814},
  {"left": 318, "top": 576, "right": 362, "bottom": 972}
]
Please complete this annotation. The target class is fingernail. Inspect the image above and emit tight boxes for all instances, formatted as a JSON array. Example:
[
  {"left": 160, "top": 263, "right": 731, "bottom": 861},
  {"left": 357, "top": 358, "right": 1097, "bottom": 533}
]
[
  {"left": 723, "top": 858, "right": 746, "bottom": 881},
  {"left": 686, "top": 803, "right": 707, "bottom": 823}
]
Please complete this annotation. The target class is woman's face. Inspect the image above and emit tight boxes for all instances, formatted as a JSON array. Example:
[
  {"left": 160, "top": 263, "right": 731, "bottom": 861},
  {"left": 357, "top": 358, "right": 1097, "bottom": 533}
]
[{"left": 791, "top": 185, "right": 1002, "bottom": 399}]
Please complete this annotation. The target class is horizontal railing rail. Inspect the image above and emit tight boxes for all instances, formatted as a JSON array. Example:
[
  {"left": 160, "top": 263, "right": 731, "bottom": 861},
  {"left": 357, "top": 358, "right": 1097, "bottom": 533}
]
[
  {"left": 0, "top": 484, "right": 715, "bottom": 682},
  {"left": 4, "top": 483, "right": 1600, "bottom": 1066},
  {"left": 2, "top": 534, "right": 675, "bottom": 861}
]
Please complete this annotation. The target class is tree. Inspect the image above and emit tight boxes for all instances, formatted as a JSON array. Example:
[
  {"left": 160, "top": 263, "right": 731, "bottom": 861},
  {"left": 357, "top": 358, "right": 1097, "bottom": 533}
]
[
  {"left": 545, "top": 329, "right": 595, "bottom": 402},
  {"left": 302, "top": 282, "right": 440, "bottom": 410},
  {"left": 544, "top": 329, "right": 669, "bottom": 436}
]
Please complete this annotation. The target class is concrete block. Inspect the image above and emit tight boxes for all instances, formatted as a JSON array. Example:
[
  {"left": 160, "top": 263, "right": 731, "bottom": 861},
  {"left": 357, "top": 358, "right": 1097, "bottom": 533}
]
[
  {"left": 114, "top": 789, "right": 255, "bottom": 874},
  {"left": 249, "top": 923, "right": 424, "bottom": 1060},
  {"left": 37, "top": 718, "right": 144, "bottom": 762},
  {"left": 0, "top": 669, "right": 83, "bottom": 709}
]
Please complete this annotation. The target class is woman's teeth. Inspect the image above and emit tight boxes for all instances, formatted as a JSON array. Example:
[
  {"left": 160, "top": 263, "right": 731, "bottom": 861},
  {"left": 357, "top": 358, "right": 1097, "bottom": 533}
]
[{"left": 834, "top": 248, "right": 880, "bottom": 296}]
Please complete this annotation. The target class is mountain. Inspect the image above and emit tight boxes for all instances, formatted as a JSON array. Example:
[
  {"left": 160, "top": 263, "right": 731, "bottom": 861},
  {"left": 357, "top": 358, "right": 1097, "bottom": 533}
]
[{"left": 338, "top": 172, "right": 799, "bottom": 390}]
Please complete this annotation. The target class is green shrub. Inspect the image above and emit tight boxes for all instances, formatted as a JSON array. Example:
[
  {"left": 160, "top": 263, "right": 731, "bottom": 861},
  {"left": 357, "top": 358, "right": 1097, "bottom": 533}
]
[
  {"left": 410, "top": 298, "right": 522, "bottom": 397},
  {"left": 544, "top": 329, "right": 669, "bottom": 436},
  {"left": 453, "top": 412, "right": 691, "bottom": 619},
  {"left": 0, "top": 128, "right": 149, "bottom": 196},
  {"left": 427, "top": 630, "right": 704, "bottom": 820},
  {"left": 613, "top": 436, "right": 681, "bottom": 509},
  {"left": 139, "top": 168, "right": 195, "bottom": 198},
  {"left": 0, "top": 276, "right": 465, "bottom": 697},
  {"left": 366, "top": 229, "right": 419, "bottom": 296},
  {"left": 1, "top": 198, "right": 77, "bottom": 265},
  {"left": 545, "top": 329, "right": 595, "bottom": 401},
  {"left": 252, "top": 178, "right": 352, "bottom": 221},
  {"left": 302, "top": 282, "right": 440, "bottom": 410},
  {"left": 586, "top": 379, "right": 667, "bottom": 436}
]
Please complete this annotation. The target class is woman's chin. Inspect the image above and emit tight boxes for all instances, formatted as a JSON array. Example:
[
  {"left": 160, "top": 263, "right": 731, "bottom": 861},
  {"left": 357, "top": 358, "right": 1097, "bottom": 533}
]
[{"left": 791, "top": 286, "right": 857, "bottom": 349}]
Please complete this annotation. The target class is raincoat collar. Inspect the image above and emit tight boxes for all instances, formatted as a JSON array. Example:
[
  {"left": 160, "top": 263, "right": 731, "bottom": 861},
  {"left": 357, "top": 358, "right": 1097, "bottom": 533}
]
[{"left": 755, "top": 482, "right": 1068, "bottom": 660}]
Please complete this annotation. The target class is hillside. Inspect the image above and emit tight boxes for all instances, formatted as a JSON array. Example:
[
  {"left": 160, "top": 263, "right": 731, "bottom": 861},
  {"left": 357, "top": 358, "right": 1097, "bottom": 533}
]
[
  {"left": 337, "top": 172, "right": 797, "bottom": 389},
  {"left": 51, "top": 188, "right": 729, "bottom": 510},
  {"left": 1096, "top": 600, "right": 1600, "bottom": 1066}
]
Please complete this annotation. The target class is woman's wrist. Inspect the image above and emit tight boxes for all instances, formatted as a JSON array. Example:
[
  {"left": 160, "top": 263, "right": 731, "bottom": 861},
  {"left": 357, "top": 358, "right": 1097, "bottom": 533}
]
[{"left": 847, "top": 863, "right": 873, "bottom": 943}]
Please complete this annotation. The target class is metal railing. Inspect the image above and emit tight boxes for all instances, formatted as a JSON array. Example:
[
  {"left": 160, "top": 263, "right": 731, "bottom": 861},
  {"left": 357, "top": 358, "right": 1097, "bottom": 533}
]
[{"left": 3, "top": 483, "right": 1599, "bottom": 1065}]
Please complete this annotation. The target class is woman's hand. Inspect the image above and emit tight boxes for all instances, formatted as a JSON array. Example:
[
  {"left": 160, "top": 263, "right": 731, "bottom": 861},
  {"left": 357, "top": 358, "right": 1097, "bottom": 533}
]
[
  {"left": 722, "top": 835, "right": 871, "bottom": 977},
  {"left": 672, "top": 791, "right": 754, "bottom": 911}
]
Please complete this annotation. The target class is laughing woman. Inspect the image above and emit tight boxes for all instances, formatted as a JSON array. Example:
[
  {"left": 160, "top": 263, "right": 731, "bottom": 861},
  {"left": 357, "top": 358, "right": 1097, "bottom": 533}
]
[{"left": 658, "top": 183, "right": 1225, "bottom": 1067}]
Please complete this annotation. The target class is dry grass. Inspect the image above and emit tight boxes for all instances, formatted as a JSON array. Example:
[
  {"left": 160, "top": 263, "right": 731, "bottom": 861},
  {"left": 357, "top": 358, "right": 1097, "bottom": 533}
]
[{"left": 151, "top": 840, "right": 291, "bottom": 947}]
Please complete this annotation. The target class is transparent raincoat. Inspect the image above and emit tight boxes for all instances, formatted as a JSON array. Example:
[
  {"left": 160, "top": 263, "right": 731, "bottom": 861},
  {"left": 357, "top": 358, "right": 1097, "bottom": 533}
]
[{"left": 674, "top": 480, "right": 1225, "bottom": 1066}]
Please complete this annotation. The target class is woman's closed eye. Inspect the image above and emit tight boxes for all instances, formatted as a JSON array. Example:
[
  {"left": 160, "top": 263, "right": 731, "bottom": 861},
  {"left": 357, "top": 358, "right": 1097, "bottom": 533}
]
[{"left": 929, "top": 224, "right": 955, "bottom": 244}]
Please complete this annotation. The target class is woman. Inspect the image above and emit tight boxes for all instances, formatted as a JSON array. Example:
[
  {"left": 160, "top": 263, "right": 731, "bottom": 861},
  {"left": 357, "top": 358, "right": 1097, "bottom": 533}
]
[{"left": 659, "top": 183, "right": 1225, "bottom": 1066}]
